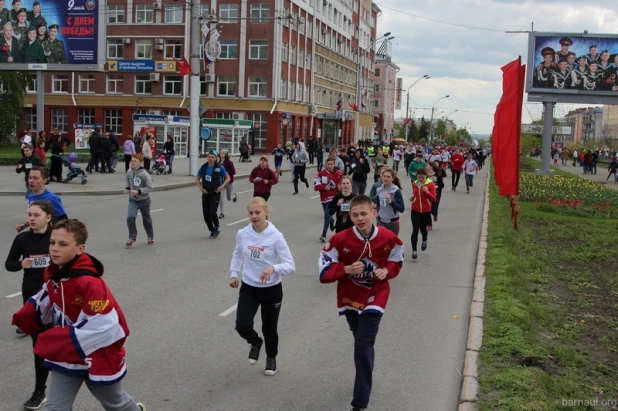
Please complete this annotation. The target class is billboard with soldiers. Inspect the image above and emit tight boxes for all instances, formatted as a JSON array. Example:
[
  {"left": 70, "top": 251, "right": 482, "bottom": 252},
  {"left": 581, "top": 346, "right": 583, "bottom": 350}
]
[
  {"left": 0, "top": 0, "right": 104, "bottom": 71},
  {"left": 527, "top": 32, "right": 618, "bottom": 105}
]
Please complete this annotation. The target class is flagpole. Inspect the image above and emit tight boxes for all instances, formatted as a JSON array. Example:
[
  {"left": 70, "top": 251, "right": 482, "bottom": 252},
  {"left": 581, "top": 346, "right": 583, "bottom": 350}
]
[{"left": 188, "top": 0, "right": 201, "bottom": 176}]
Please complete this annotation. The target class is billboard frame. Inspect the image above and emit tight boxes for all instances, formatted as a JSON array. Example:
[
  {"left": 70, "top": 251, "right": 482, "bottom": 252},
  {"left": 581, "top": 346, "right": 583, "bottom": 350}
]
[
  {"left": 0, "top": 0, "right": 106, "bottom": 72},
  {"left": 526, "top": 31, "right": 618, "bottom": 105}
]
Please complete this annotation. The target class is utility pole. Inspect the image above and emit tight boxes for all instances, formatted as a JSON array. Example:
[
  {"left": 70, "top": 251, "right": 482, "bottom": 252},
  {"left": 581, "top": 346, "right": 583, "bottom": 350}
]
[
  {"left": 405, "top": 92, "right": 410, "bottom": 141},
  {"left": 188, "top": 0, "right": 201, "bottom": 176}
]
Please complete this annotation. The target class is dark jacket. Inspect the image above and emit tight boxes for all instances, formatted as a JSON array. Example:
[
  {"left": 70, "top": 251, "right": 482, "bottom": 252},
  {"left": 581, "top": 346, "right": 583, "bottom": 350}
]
[
  {"left": 21, "top": 39, "right": 46, "bottom": 63},
  {"left": 163, "top": 141, "right": 175, "bottom": 156},
  {"left": 349, "top": 156, "right": 371, "bottom": 182},
  {"left": 100, "top": 138, "right": 112, "bottom": 158},
  {"left": 89, "top": 133, "right": 102, "bottom": 154},
  {"left": 50, "top": 138, "right": 65, "bottom": 156},
  {"left": 109, "top": 134, "right": 120, "bottom": 153},
  {"left": 16, "top": 155, "right": 44, "bottom": 181},
  {"left": 0, "top": 36, "right": 22, "bottom": 63}
]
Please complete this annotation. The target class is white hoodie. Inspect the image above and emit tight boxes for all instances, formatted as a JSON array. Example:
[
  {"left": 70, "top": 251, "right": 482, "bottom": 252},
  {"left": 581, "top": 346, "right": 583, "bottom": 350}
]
[{"left": 230, "top": 222, "right": 295, "bottom": 287}]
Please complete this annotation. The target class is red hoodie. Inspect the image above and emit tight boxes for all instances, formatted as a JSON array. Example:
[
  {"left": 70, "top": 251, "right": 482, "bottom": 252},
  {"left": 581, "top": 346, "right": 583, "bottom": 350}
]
[
  {"left": 249, "top": 165, "right": 278, "bottom": 195},
  {"left": 410, "top": 178, "right": 437, "bottom": 213},
  {"left": 451, "top": 153, "right": 464, "bottom": 172},
  {"left": 12, "top": 253, "right": 131, "bottom": 386}
]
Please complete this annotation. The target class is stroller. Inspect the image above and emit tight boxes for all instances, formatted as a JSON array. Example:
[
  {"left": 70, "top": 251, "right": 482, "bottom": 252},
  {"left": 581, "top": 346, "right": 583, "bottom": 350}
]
[
  {"left": 152, "top": 152, "right": 168, "bottom": 175},
  {"left": 53, "top": 153, "right": 88, "bottom": 185}
]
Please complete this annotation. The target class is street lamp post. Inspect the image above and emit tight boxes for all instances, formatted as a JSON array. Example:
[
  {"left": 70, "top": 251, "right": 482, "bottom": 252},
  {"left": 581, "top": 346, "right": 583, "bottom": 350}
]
[
  {"left": 429, "top": 94, "right": 449, "bottom": 144},
  {"left": 404, "top": 75, "right": 429, "bottom": 141}
]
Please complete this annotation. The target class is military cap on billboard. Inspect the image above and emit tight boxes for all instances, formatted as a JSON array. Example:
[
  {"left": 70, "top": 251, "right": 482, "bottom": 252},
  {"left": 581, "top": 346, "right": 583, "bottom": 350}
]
[
  {"left": 541, "top": 47, "right": 555, "bottom": 56},
  {"left": 37, "top": 22, "right": 46, "bottom": 28},
  {"left": 26, "top": 25, "right": 36, "bottom": 32},
  {"left": 48, "top": 23, "right": 58, "bottom": 30},
  {"left": 559, "top": 37, "right": 572, "bottom": 46},
  {"left": 32, "top": 0, "right": 41, "bottom": 6},
  {"left": 12, "top": 0, "right": 21, "bottom": 5},
  {"left": 17, "top": 7, "right": 27, "bottom": 14}
]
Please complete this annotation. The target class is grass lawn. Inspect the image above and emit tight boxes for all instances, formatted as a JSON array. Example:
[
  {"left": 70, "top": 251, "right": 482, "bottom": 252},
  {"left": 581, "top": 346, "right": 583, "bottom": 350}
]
[{"left": 478, "top": 167, "right": 618, "bottom": 410}]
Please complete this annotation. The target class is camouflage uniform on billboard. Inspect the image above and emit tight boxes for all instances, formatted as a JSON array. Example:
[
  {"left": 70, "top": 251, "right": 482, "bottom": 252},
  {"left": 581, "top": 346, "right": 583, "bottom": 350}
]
[
  {"left": 42, "top": 24, "right": 67, "bottom": 63},
  {"left": 0, "top": 8, "right": 9, "bottom": 27},
  {"left": 36, "top": 21, "right": 47, "bottom": 42}
]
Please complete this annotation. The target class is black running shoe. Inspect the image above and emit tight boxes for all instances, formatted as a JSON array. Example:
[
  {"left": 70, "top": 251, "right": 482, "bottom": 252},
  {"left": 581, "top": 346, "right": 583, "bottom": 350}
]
[
  {"left": 349, "top": 407, "right": 366, "bottom": 411},
  {"left": 421, "top": 240, "right": 427, "bottom": 251},
  {"left": 329, "top": 218, "right": 335, "bottom": 232},
  {"left": 23, "top": 391, "right": 46, "bottom": 410},
  {"left": 249, "top": 338, "right": 263, "bottom": 364},
  {"left": 412, "top": 251, "right": 418, "bottom": 260},
  {"left": 265, "top": 357, "right": 277, "bottom": 376}
]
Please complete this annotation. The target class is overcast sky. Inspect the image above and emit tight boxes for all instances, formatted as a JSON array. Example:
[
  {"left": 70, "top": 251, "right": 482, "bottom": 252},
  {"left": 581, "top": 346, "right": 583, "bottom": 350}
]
[{"left": 380, "top": 0, "right": 618, "bottom": 135}]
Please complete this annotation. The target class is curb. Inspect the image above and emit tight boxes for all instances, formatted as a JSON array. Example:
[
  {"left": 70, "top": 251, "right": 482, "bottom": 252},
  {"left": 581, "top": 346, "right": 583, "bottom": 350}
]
[
  {"left": 0, "top": 165, "right": 315, "bottom": 197},
  {"left": 458, "top": 165, "right": 491, "bottom": 411}
]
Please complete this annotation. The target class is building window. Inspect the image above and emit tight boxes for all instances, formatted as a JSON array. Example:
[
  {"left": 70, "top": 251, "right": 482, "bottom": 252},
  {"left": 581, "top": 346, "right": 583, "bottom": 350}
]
[
  {"left": 165, "top": 5, "right": 183, "bottom": 23},
  {"left": 79, "top": 74, "right": 95, "bottom": 93},
  {"left": 289, "top": 81, "right": 294, "bottom": 100},
  {"left": 135, "top": 75, "right": 152, "bottom": 94},
  {"left": 281, "top": 43, "right": 287, "bottom": 62},
  {"left": 135, "top": 4, "right": 153, "bottom": 23},
  {"left": 249, "top": 40, "right": 268, "bottom": 60},
  {"left": 107, "top": 39, "right": 124, "bottom": 59},
  {"left": 24, "top": 108, "right": 36, "bottom": 130},
  {"left": 250, "top": 4, "right": 269, "bottom": 23},
  {"left": 217, "top": 77, "right": 236, "bottom": 96},
  {"left": 163, "top": 76, "right": 182, "bottom": 95},
  {"left": 246, "top": 113, "right": 267, "bottom": 149},
  {"left": 220, "top": 40, "right": 237, "bottom": 59},
  {"left": 200, "top": 76, "right": 208, "bottom": 96},
  {"left": 164, "top": 40, "right": 182, "bottom": 59},
  {"left": 373, "top": 100, "right": 379, "bottom": 108},
  {"left": 219, "top": 4, "right": 238, "bottom": 23},
  {"left": 52, "top": 74, "right": 69, "bottom": 93},
  {"left": 106, "top": 74, "right": 123, "bottom": 94},
  {"left": 290, "top": 46, "right": 296, "bottom": 66},
  {"left": 200, "top": 4, "right": 210, "bottom": 18},
  {"left": 297, "top": 83, "right": 302, "bottom": 102},
  {"left": 162, "top": 110, "right": 181, "bottom": 116},
  {"left": 299, "top": 16, "right": 305, "bottom": 34},
  {"left": 280, "top": 80, "right": 286, "bottom": 99},
  {"left": 136, "top": 40, "right": 153, "bottom": 59},
  {"left": 26, "top": 74, "right": 36, "bottom": 93},
  {"left": 77, "top": 108, "right": 95, "bottom": 124},
  {"left": 104, "top": 109, "right": 123, "bottom": 134},
  {"left": 375, "top": 68, "right": 380, "bottom": 76},
  {"left": 248, "top": 77, "right": 267, "bottom": 97},
  {"left": 51, "top": 108, "right": 68, "bottom": 131},
  {"left": 298, "top": 50, "right": 303, "bottom": 68},
  {"left": 283, "top": 6, "right": 289, "bottom": 26},
  {"left": 108, "top": 5, "right": 125, "bottom": 23},
  {"left": 216, "top": 112, "right": 233, "bottom": 119},
  {"left": 304, "top": 85, "right": 309, "bottom": 103}
]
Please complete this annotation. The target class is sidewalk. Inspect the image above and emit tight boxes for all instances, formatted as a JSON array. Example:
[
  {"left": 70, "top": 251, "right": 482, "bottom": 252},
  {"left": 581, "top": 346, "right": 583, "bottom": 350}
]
[
  {"left": 556, "top": 162, "right": 618, "bottom": 190},
  {"left": 0, "top": 156, "right": 312, "bottom": 196}
]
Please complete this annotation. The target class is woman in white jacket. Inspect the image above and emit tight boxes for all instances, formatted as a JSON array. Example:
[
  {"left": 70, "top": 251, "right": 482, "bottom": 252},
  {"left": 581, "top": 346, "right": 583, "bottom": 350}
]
[{"left": 229, "top": 197, "right": 295, "bottom": 376}]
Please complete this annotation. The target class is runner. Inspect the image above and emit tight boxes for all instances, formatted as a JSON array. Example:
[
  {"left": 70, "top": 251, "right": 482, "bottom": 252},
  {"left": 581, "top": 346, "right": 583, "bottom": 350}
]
[
  {"left": 450, "top": 148, "right": 464, "bottom": 191},
  {"left": 391, "top": 145, "right": 402, "bottom": 175},
  {"left": 11, "top": 219, "right": 146, "bottom": 411},
  {"left": 15, "top": 167, "right": 68, "bottom": 233},
  {"left": 5, "top": 201, "right": 53, "bottom": 409},
  {"left": 314, "top": 158, "right": 343, "bottom": 242},
  {"left": 229, "top": 197, "right": 296, "bottom": 376},
  {"left": 271, "top": 144, "right": 286, "bottom": 177},
  {"left": 291, "top": 143, "right": 310, "bottom": 195},
  {"left": 429, "top": 162, "right": 446, "bottom": 226},
  {"left": 329, "top": 175, "right": 356, "bottom": 233},
  {"left": 375, "top": 168, "right": 404, "bottom": 236},
  {"left": 218, "top": 149, "right": 238, "bottom": 219},
  {"left": 249, "top": 156, "right": 278, "bottom": 201},
  {"left": 349, "top": 148, "right": 371, "bottom": 195},
  {"left": 410, "top": 167, "right": 436, "bottom": 260},
  {"left": 407, "top": 152, "right": 427, "bottom": 180},
  {"left": 319, "top": 195, "right": 404, "bottom": 411},
  {"left": 124, "top": 154, "right": 154, "bottom": 246},
  {"left": 372, "top": 148, "right": 388, "bottom": 183},
  {"left": 16, "top": 144, "right": 44, "bottom": 196},
  {"left": 463, "top": 152, "right": 479, "bottom": 194},
  {"left": 195, "top": 151, "right": 231, "bottom": 238}
]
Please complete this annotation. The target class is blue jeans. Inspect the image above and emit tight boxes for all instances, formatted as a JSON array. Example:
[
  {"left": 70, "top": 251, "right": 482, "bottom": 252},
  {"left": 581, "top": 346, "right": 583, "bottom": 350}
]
[
  {"left": 465, "top": 174, "right": 474, "bottom": 190},
  {"left": 321, "top": 202, "right": 332, "bottom": 237},
  {"left": 167, "top": 154, "right": 174, "bottom": 170}
]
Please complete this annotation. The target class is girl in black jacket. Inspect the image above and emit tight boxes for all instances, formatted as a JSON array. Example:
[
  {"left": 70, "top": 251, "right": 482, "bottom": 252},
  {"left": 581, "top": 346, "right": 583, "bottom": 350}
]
[
  {"left": 4, "top": 200, "right": 53, "bottom": 409},
  {"left": 429, "top": 162, "right": 447, "bottom": 228}
]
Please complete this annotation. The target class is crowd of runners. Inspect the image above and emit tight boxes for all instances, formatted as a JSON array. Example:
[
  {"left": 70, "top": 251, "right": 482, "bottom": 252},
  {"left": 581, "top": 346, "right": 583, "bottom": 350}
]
[{"left": 6, "top": 138, "right": 488, "bottom": 411}]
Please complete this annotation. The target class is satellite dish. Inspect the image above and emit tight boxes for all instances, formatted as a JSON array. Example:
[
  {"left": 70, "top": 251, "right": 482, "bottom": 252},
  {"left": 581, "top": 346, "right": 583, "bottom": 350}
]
[{"left": 200, "top": 128, "right": 212, "bottom": 141}]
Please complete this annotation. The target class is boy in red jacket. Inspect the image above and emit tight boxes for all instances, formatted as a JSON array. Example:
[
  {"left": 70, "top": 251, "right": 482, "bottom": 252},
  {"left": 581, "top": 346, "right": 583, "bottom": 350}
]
[
  {"left": 319, "top": 195, "right": 404, "bottom": 411},
  {"left": 410, "top": 167, "right": 437, "bottom": 259},
  {"left": 450, "top": 148, "right": 464, "bottom": 191},
  {"left": 12, "top": 219, "right": 145, "bottom": 411},
  {"left": 314, "top": 158, "right": 343, "bottom": 242}
]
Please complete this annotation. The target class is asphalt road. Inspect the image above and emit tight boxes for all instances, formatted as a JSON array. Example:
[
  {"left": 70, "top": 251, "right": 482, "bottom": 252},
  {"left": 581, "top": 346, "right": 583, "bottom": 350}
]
[{"left": 0, "top": 167, "right": 487, "bottom": 411}]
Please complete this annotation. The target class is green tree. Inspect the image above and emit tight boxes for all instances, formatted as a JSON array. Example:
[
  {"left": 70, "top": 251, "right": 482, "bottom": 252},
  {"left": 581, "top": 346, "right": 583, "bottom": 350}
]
[
  {"left": 418, "top": 118, "right": 428, "bottom": 142},
  {"left": 393, "top": 123, "right": 404, "bottom": 138},
  {"left": 435, "top": 120, "right": 446, "bottom": 139},
  {"left": 520, "top": 134, "right": 541, "bottom": 166},
  {"left": 0, "top": 72, "right": 29, "bottom": 145},
  {"left": 408, "top": 121, "right": 418, "bottom": 142}
]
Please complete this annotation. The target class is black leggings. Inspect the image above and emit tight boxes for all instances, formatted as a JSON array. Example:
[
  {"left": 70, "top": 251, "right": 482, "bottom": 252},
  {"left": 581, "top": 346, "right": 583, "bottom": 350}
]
[
  {"left": 50, "top": 156, "right": 63, "bottom": 181},
  {"left": 22, "top": 282, "right": 50, "bottom": 393},
  {"left": 201, "top": 192, "right": 221, "bottom": 231},
  {"left": 431, "top": 189, "right": 442, "bottom": 219},
  {"left": 451, "top": 170, "right": 461, "bottom": 188},
  {"left": 144, "top": 158, "right": 151, "bottom": 172},
  {"left": 293, "top": 165, "right": 308, "bottom": 192},
  {"left": 124, "top": 154, "right": 132, "bottom": 172},
  {"left": 410, "top": 210, "right": 431, "bottom": 251},
  {"left": 235, "top": 282, "right": 283, "bottom": 358}
]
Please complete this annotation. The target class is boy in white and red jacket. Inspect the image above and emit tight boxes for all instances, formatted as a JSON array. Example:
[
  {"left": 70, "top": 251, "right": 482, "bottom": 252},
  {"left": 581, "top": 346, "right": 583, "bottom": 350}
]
[
  {"left": 12, "top": 219, "right": 145, "bottom": 411},
  {"left": 314, "top": 158, "right": 343, "bottom": 242},
  {"left": 319, "top": 195, "right": 404, "bottom": 411}
]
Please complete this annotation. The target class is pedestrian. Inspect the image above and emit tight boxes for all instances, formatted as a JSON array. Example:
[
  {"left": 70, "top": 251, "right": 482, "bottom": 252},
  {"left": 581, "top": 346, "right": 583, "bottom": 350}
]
[
  {"left": 16, "top": 144, "right": 44, "bottom": 195},
  {"left": 392, "top": 145, "right": 402, "bottom": 174},
  {"left": 372, "top": 148, "right": 388, "bottom": 183},
  {"left": 124, "top": 154, "right": 154, "bottom": 246},
  {"left": 11, "top": 219, "right": 146, "bottom": 411},
  {"left": 239, "top": 137, "right": 249, "bottom": 162},
  {"left": 86, "top": 127, "right": 102, "bottom": 174},
  {"left": 142, "top": 134, "right": 153, "bottom": 172},
  {"left": 463, "top": 152, "right": 479, "bottom": 194},
  {"left": 374, "top": 168, "right": 404, "bottom": 236},
  {"left": 163, "top": 135, "right": 175, "bottom": 174},
  {"left": 49, "top": 134, "right": 65, "bottom": 182},
  {"left": 133, "top": 132, "right": 143, "bottom": 155},
  {"left": 123, "top": 136, "right": 136, "bottom": 172},
  {"left": 291, "top": 142, "right": 310, "bottom": 195},
  {"left": 350, "top": 148, "right": 371, "bottom": 195},
  {"left": 319, "top": 194, "right": 404, "bottom": 411},
  {"left": 450, "top": 148, "right": 464, "bottom": 191},
  {"left": 607, "top": 157, "right": 618, "bottom": 183},
  {"left": 572, "top": 149, "right": 578, "bottom": 166},
  {"left": 329, "top": 148, "right": 345, "bottom": 172},
  {"left": 5, "top": 201, "right": 53, "bottom": 409},
  {"left": 15, "top": 167, "right": 68, "bottom": 234},
  {"left": 195, "top": 151, "right": 231, "bottom": 238},
  {"left": 410, "top": 167, "right": 436, "bottom": 260},
  {"left": 34, "top": 138, "right": 47, "bottom": 165},
  {"left": 229, "top": 197, "right": 296, "bottom": 376},
  {"left": 314, "top": 158, "right": 343, "bottom": 242},
  {"left": 316, "top": 141, "right": 324, "bottom": 172},
  {"left": 249, "top": 156, "right": 278, "bottom": 202},
  {"left": 428, "top": 162, "right": 446, "bottom": 229},
  {"left": 218, "top": 149, "right": 238, "bottom": 218},
  {"left": 100, "top": 133, "right": 113, "bottom": 173},
  {"left": 109, "top": 132, "right": 120, "bottom": 172},
  {"left": 407, "top": 152, "right": 427, "bottom": 181},
  {"left": 553, "top": 151, "right": 559, "bottom": 166},
  {"left": 271, "top": 144, "right": 286, "bottom": 177},
  {"left": 330, "top": 175, "right": 356, "bottom": 233}
]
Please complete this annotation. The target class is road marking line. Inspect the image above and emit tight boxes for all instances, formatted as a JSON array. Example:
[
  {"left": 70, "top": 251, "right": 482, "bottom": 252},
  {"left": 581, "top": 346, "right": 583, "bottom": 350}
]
[
  {"left": 310, "top": 195, "right": 320, "bottom": 199},
  {"left": 236, "top": 190, "right": 253, "bottom": 194},
  {"left": 137, "top": 209, "right": 164, "bottom": 216},
  {"left": 6, "top": 292, "right": 22, "bottom": 298},
  {"left": 219, "top": 303, "right": 238, "bottom": 317},
  {"left": 227, "top": 217, "right": 250, "bottom": 226}
]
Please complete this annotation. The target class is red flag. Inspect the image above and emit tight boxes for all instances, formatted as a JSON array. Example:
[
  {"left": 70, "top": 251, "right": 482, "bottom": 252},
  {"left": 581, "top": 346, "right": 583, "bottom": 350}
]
[
  {"left": 348, "top": 103, "right": 358, "bottom": 112},
  {"left": 492, "top": 57, "right": 524, "bottom": 196},
  {"left": 175, "top": 57, "right": 191, "bottom": 76}
]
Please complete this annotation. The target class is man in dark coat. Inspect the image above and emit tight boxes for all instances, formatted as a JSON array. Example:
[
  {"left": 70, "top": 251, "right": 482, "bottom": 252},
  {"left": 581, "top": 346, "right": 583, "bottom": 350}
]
[
  {"left": 86, "top": 127, "right": 102, "bottom": 173},
  {"left": 0, "top": 22, "right": 22, "bottom": 62}
]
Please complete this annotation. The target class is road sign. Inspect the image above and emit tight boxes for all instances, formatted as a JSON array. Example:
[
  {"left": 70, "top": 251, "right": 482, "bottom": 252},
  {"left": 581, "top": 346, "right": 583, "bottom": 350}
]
[
  {"left": 281, "top": 113, "right": 291, "bottom": 120},
  {"left": 188, "top": 102, "right": 208, "bottom": 117}
]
